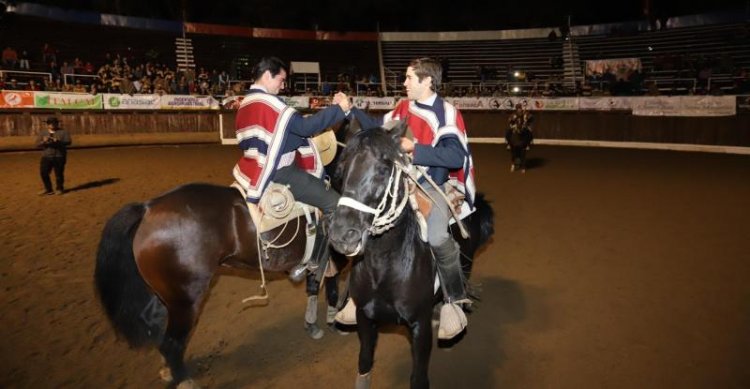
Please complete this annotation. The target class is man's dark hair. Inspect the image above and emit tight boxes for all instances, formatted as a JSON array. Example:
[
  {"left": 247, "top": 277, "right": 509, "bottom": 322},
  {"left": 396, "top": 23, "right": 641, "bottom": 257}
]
[
  {"left": 252, "top": 57, "right": 287, "bottom": 82},
  {"left": 408, "top": 57, "right": 442, "bottom": 92}
]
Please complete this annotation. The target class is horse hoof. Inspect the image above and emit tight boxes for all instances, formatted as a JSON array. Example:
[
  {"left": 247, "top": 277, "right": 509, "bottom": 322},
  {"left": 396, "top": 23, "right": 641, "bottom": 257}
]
[
  {"left": 159, "top": 366, "right": 173, "bottom": 383},
  {"left": 355, "top": 371, "right": 372, "bottom": 389},
  {"left": 305, "top": 322, "right": 325, "bottom": 340},
  {"left": 177, "top": 378, "right": 201, "bottom": 389},
  {"left": 327, "top": 323, "right": 351, "bottom": 335}
]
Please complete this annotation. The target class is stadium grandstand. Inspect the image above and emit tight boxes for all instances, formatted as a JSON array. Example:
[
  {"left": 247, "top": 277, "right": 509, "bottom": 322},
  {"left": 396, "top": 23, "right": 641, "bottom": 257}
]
[{"left": 0, "top": 0, "right": 748, "bottom": 152}]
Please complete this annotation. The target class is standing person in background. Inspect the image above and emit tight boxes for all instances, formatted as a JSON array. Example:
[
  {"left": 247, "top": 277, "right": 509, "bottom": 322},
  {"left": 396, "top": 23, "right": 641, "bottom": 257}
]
[{"left": 36, "top": 117, "right": 72, "bottom": 195}]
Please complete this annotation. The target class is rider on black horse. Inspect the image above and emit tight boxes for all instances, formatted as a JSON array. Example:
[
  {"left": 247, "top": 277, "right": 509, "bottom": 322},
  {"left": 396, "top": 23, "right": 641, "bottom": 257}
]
[
  {"left": 335, "top": 57, "right": 477, "bottom": 340},
  {"left": 505, "top": 103, "right": 534, "bottom": 172}
]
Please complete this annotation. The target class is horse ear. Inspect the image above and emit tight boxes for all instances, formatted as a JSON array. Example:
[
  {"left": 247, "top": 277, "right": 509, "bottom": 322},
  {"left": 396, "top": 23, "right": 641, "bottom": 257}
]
[
  {"left": 337, "top": 117, "right": 361, "bottom": 145},
  {"left": 383, "top": 119, "right": 408, "bottom": 142}
]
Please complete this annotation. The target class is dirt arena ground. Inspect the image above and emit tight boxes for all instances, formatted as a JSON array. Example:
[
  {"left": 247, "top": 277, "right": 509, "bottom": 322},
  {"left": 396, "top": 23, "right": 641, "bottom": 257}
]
[{"left": 1, "top": 143, "right": 749, "bottom": 389}]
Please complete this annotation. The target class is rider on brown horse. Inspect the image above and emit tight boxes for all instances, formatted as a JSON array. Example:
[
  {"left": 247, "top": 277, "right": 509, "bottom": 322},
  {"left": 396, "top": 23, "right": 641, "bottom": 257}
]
[{"left": 232, "top": 57, "right": 351, "bottom": 281}]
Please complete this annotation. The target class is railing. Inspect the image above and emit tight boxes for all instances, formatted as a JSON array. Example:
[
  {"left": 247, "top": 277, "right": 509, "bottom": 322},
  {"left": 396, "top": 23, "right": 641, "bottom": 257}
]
[
  {"left": 63, "top": 74, "right": 98, "bottom": 85},
  {"left": 0, "top": 70, "right": 52, "bottom": 84}
]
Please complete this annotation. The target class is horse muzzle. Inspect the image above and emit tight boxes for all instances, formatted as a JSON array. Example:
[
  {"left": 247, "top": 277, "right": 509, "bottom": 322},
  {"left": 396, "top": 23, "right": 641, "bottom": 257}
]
[{"left": 329, "top": 226, "right": 366, "bottom": 257}]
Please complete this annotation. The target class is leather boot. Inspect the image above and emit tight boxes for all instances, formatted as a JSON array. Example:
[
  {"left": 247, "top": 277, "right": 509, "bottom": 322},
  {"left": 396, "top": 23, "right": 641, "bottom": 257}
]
[{"left": 289, "top": 224, "right": 328, "bottom": 282}]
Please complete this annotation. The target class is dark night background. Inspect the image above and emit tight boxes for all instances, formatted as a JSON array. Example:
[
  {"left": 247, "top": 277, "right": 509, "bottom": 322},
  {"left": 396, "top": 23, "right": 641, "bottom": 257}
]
[{"left": 10, "top": 0, "right": 750, "bottom": 31}]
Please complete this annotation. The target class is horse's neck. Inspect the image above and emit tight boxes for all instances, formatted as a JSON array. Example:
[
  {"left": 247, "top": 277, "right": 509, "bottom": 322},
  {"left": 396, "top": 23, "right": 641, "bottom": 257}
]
[{"left": 366, "top": 208, "right": 423, "bottom": 258}]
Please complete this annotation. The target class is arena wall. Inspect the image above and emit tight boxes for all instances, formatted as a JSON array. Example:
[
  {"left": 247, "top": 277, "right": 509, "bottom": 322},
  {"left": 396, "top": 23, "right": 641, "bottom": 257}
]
[{"left": 0, "top": 110, "right": 219, "bottom": 150}]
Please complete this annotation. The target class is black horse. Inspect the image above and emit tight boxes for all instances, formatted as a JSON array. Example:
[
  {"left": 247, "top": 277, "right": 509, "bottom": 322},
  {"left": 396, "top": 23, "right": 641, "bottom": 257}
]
[
  {"left": 505, "top": 124, "right": 533, "bottom": 173},
  {"left": 94, "top": 184, "right": 313, "bottom": 388},
  {"left": 328, "top": 122, "right": 494, "bottom": 389}
]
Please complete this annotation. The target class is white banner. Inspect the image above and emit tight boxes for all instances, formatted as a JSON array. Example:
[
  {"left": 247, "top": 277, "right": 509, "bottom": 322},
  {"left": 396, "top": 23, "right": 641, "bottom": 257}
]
[
  {"left": 445, "top": 97, "right": 490, "bottom": 110},
  {"left": 160, "top": 95, "right": 219, "bottom": 110},
  {"left": 578, "top": 97, "right": 632, "bottom": 111},
  {"left": 526, "top": 97, "right": 579, "bottom": 111},
  {"left": 632, "top": 96, "right": 735, "bottom": 116},
  {"left": 352, "top": 96, "right": 397, "bottom": 110},
  {"left": 282, "top": 96, "right": 310, "bottom": 109},
  {"left": 103, "top": 94, "right": 161, "bottom": 110},
  {"left": 675, "top": 96, "right": 736, "bottom": 117}
]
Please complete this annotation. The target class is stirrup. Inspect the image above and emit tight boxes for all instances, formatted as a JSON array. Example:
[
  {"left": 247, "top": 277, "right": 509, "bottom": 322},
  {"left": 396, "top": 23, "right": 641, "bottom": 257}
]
[
  {"left": 288, "top": 263, "right": 308, "bottom": 283},
  {"left": 334, "top": 298, "right": 357, "bottom": 325},
  {"left": 437, "top": 302, "right": 467, "bottom": 340}
]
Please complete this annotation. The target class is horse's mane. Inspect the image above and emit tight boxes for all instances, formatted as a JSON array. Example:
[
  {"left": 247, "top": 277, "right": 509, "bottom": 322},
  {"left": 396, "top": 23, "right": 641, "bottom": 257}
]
[{"left": 335, "top": 128, "right": 403, "bottom": 172}]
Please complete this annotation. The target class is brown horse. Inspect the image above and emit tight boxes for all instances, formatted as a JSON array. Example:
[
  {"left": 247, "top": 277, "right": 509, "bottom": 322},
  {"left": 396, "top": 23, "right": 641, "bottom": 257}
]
[{"left": 94, "top": 183, "right": 308, "bottom": 388}]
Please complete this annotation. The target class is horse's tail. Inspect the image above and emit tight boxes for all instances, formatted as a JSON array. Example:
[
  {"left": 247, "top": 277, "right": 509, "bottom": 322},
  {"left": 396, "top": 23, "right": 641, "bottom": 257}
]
[
  {"left": 474, "top": 193, "right": 494, "bottom": 247},
  {"left": 94, "top": 203, "right": 160, "bottom": 348}
]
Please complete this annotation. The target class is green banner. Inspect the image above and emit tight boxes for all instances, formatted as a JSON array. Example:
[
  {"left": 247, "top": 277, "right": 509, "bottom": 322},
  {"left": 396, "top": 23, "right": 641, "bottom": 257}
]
[{"left": 34, "top": 92, "right": 103, "bottom": 110}]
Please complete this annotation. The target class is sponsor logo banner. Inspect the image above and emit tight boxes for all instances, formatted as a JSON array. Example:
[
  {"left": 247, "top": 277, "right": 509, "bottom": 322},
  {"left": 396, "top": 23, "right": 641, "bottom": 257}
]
[
  {"left": 34, "top": 92, "right": 102, "bottom": 109},
  {"left": 352, "top": 96, "right": 397, "bottom": 110},
  {"left": 528, "top": 97, "right": 579, "bottom": 110},
  {"left": 282, "top": 96, "right": 310, "bottom": 109},
  {"left": 632, "top": 96, "right": 735, "bottom": 116},
  {"left": 160, "top": 95, "right": 219, "bottom": 110},
  {"left": 578, "top": 97, "right": 631, "bottom": 110},
  {"left": 0, "top": 91, "right": 35, "bottom": 108},
  {"left": 738, "top": 95, "right": 750, "bottom": 112},
  {"left": 103, "top": 94, "right": 161, "bottom": 109}
]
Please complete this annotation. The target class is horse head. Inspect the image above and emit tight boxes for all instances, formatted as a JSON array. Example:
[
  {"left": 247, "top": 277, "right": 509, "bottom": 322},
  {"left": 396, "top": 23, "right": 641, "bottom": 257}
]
[{"left": 328, "top": 120, "right": 411, "bottom": 256}]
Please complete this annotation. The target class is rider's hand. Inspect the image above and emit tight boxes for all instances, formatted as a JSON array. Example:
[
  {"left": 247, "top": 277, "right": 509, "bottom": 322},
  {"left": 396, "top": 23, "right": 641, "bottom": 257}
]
[
  {"left": 335, "top": 92, "right": 351, "bottom": 112},
  {"left": 400, "top": 137, "right": 414, "bottom": 153}
]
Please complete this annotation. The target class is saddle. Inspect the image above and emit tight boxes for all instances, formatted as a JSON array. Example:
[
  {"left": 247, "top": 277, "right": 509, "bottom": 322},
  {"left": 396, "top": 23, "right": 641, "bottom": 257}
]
[
  {"left": 408, "top": 181, "right": 467, "bottom": 243},
  {"left": 231, "top": 182, "right": 319, "bottom": 262}
]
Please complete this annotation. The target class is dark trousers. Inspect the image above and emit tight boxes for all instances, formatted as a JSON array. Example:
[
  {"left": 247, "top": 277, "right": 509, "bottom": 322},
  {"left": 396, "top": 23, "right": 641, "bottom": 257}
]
[
  {"left": 272, "top": 165, "right": 340, "bottom": 217},
  {"left": 273, "top": 165, "right": 340, "bottom": 268},
  {"left": 40, "top": 157, "right": 66, "bottom": 191}
]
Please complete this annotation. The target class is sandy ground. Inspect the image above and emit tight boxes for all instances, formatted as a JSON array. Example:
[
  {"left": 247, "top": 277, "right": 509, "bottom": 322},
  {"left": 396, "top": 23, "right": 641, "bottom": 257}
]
[{"left": 1, "top": 144, "right": 749, "bottom": 389}]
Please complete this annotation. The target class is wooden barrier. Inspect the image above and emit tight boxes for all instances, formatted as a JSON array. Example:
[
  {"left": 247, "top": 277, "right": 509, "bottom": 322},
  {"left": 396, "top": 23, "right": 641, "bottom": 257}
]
[
  {"left": 2, "top": 109, "right": 749, "bottom": 151},
  {"left": 0, "top": 110, "right": 219, "bottom": 151}
]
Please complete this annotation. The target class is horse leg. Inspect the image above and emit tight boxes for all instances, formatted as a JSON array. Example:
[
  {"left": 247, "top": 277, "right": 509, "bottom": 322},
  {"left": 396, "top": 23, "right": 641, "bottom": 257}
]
[
  {"left": 304, "top": 269, "right": 325, "bottom": 339},
  {"left": 158, "top": 301, "right": 201, "bottom": 388},
  {"left": 409, "top": 317, "right": 433, "bottom": 389},
  {"left": 355, "top": 310, "right": 378, "bottom": 389}
]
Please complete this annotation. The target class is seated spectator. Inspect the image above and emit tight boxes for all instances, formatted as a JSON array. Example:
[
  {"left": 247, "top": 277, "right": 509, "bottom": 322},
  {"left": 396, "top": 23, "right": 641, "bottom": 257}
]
[
  {"left": 2, "top": 46, "right": 18, "bottom": 69},
  {"left": 18, "top": 50, "right": 30, "bottom": 70},
  {"left": 6, "top": 78, "right": 20, "bottom": 90},
  {"left": 60, "top": 61, "right": 74, "bottom": 76},
  {"left": 27, "top": 79, "right": 41, "bottom": 91},
  {"left": 41, "top": 43, "right": 57, "bottom": 65},
  {"left": 72, "top": 80, "right": 87, "bottom": 93}
]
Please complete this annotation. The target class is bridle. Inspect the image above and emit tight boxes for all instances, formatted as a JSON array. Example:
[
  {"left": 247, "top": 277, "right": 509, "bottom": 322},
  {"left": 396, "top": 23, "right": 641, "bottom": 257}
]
[{"left": 337, "top": 160, "right": 412, "bottom": 236}]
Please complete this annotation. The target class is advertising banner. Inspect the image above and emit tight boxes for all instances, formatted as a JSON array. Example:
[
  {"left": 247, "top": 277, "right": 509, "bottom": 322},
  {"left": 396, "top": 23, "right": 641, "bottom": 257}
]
[
  {"left": 282, "top": 96, "right": 310, "bottom": 109},
  {"left": 34, "top": 92, "right": 102, "bottom": 109},
  {"left": 578, "top": 97, "right": 632, "bottom": 111},
  {"left": 527, "top": 97, "right": 579, "bottom": 111},
  {"left": 0, "top": 91, "right": 35, "bottom": 108},
  {"left": 632, "top": 96, "right": 736, "bottom": 116},
  {"left": 737, "top": 95, "right": 750, "bottom": 112},
  {"left": 160, "top": 95, "right": 219, "bottom": 110},
  {"left": 352, "top": 96, "right": 397, "bottom": 110},
  {"left": 103, "top": 94, "right": 161, "bottom": 109}
]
